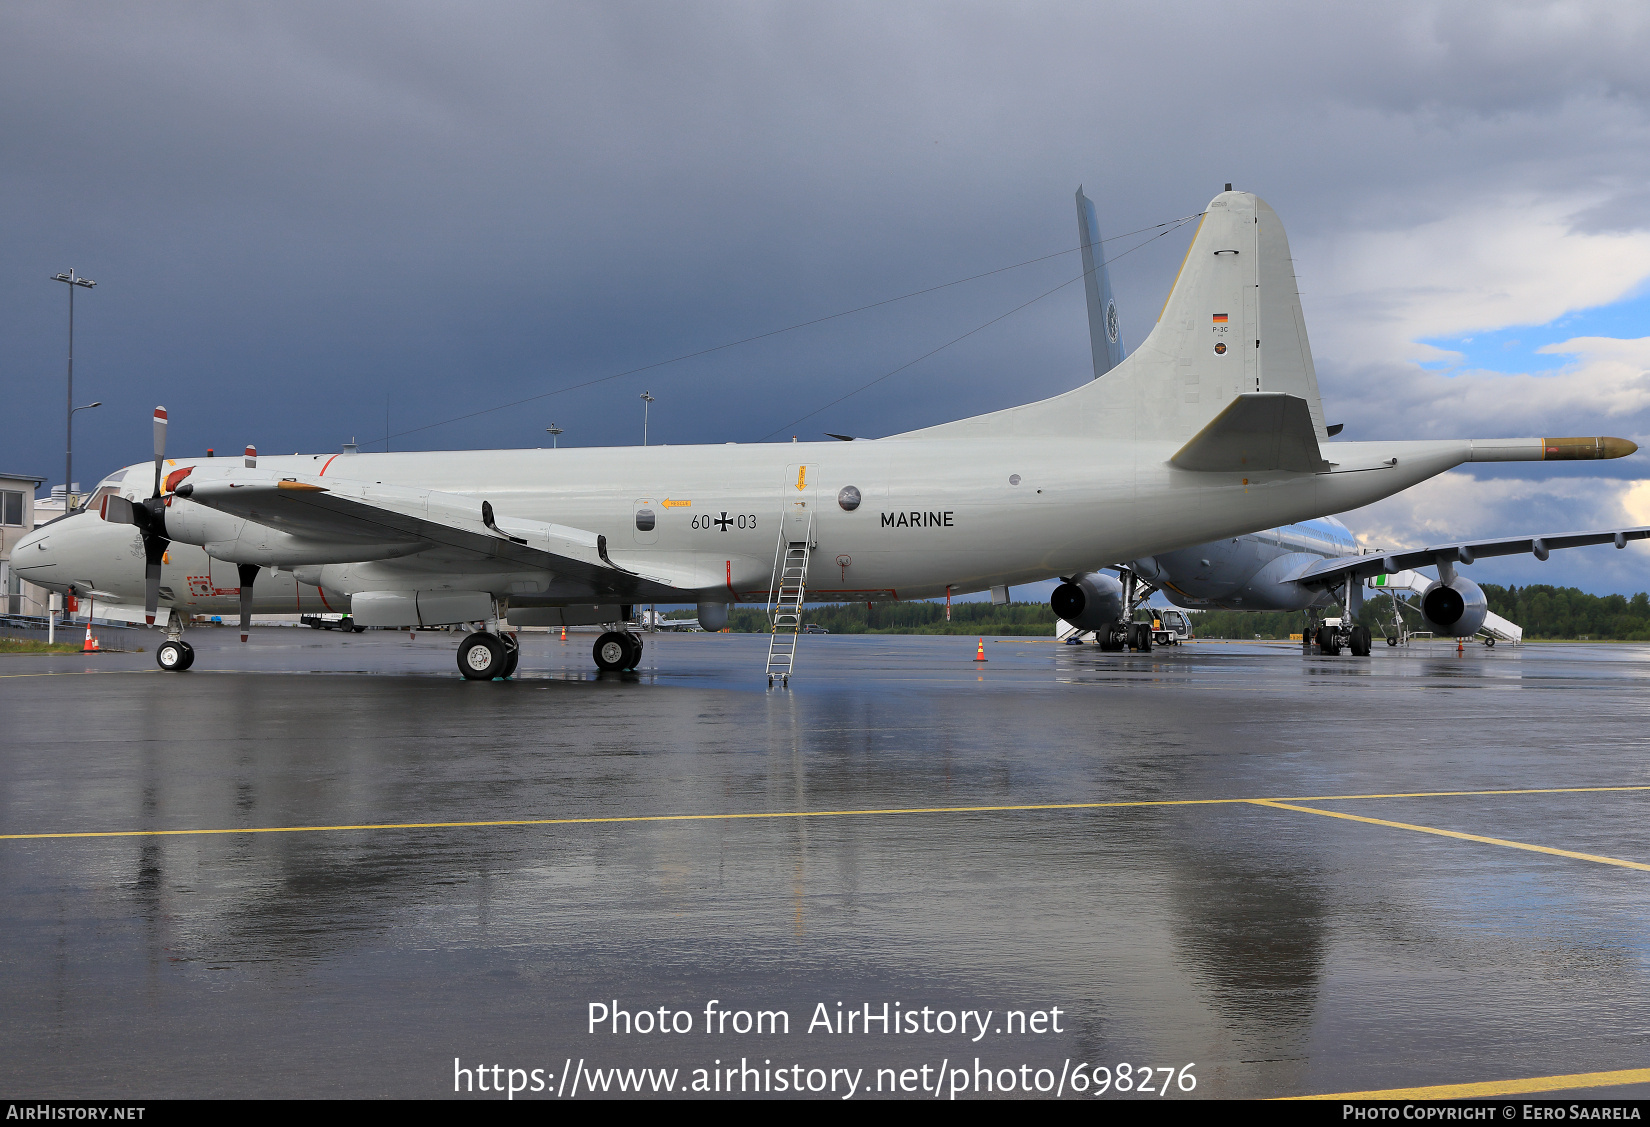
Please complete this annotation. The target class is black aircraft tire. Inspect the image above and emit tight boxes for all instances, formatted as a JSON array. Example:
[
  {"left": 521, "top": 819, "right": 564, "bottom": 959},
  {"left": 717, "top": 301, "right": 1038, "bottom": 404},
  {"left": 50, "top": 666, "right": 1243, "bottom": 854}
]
[
  {"left": 1349, "top": 625, "right": 1372, "bottom": 656},
  {"left": 621, "top": 633, "right": 643, "bottom": 671},
  {"left": 157, "top": 639, "right": 192, "bottom": 671},
  {"left": 1097, "top": 622, "right": 1123, "bottom": 652},
  {"left": 1317, "top": 625, "right": 1339, "bottom": 655},
  {"left": 594, "top": 631, "right": 630, "bottom": 671},
  {"left": 499, "top": 633, "right": 520, "bottom": 679},
  {"left": 1135, "top": 624, "right": 1152, "bottom": 652},
  {"left": 458, "top": 633, "right": 505, "bottom": 680}
]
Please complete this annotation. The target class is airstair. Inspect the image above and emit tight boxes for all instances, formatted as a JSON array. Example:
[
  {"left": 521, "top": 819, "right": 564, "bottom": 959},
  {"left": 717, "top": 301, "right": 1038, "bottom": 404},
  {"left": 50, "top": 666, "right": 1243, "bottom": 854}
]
[
  {"left": 1372, "top": 569, "right": 1523, "bottom": 644},
  {"left": 765, "top": 507, "right": 814, "bottom": 685}
]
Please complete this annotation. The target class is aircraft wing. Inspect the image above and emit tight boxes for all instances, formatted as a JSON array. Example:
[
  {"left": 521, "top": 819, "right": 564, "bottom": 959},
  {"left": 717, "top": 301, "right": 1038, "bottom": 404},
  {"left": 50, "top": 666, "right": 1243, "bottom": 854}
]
[
  {"left": 1285, "top": 527, "right": 1650, "bottom": 590},
  {"left": 175, "top": 472, "right": 694, "bottom": 598}
]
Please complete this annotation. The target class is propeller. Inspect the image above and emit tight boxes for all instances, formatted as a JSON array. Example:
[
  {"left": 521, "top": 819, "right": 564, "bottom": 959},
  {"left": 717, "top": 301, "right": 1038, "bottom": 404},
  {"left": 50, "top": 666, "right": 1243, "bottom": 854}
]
[
  {"left": 103, "top": 408, "right": 172, "bottom": 625},
  {"left": 138, "top": 407, "right": 171, "bottom": 625},
  {"left": 238, "top": 563, "right": 258, "bottom": 642}
]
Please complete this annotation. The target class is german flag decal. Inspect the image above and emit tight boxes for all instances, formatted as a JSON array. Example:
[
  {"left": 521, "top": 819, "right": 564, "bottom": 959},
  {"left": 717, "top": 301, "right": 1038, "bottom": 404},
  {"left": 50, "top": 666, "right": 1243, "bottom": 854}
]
[{"left": 1212, "top": 313, "right": 1229, "bottom": 323}]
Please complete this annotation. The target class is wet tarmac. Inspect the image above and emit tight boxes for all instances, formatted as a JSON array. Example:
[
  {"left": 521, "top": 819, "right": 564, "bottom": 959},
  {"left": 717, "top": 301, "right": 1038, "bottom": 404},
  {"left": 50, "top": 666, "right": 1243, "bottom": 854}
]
[{"left": 3, "top": 627, "right": 1649, "bottom": 1099}]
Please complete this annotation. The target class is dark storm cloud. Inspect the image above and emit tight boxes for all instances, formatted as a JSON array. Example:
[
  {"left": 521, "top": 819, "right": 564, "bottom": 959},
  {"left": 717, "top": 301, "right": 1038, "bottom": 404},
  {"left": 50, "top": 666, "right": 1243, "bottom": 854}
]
[{"left": 4, "top": 1, "right": 1650, "bottom": 496}]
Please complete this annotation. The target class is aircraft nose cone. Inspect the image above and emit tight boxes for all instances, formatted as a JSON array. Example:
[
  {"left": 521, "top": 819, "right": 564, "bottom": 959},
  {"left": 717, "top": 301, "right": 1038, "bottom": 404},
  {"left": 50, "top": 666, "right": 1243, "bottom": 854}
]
[{"left": 13, "top": 525, "right": 50, "bottom": 559}]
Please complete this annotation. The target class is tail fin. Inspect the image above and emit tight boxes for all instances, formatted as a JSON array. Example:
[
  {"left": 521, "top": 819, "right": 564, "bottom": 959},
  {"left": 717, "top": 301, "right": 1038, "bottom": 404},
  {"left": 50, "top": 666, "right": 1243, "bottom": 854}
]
[
  {"left": 1076, "top": 187, "right": 1124, "bottom": 378},
  {"left": 896, "top": 188, "right": 1329, "bottom": 448},
  {"left": 1137, "top": 189, "right": 1328, "bottom": 442}
]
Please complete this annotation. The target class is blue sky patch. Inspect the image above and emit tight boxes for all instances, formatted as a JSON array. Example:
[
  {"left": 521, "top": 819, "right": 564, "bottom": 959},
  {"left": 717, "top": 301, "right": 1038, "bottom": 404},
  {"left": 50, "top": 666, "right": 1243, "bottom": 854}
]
[{"left": 1420, "top": 285, "right": 1650, "bottom": 374}]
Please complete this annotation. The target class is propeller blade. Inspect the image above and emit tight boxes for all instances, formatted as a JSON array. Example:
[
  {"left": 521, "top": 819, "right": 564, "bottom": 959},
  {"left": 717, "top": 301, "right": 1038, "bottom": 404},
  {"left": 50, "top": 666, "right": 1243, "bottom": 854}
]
[
  {"left": 102, "top": 494, "right": 137, "bottom": 525},
  {"left": 144, "top": 560, "right": 162, "bottom": 626},
  {"left": 139, "top": 498, "right": 169, "bottom": 626},
  {"left": 237, "top": 564, "right": 258, "bottom": 642},
  {"left": 152, "top": 407, "right": 168, "bottom": 498}
]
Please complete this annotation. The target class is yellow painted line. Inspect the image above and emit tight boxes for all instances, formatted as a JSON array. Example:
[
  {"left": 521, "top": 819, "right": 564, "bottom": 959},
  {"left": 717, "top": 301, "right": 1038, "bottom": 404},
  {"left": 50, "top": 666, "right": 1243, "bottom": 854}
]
[
  {"left": 1251, "top": 799, "right": 1650, "bottom": 872},
  {"left": 4, "top": 785, "right": 1648, "bottom": 844},
  {"left": 1284, "top": 1066, "right": 1650, "bottom": 1100}
]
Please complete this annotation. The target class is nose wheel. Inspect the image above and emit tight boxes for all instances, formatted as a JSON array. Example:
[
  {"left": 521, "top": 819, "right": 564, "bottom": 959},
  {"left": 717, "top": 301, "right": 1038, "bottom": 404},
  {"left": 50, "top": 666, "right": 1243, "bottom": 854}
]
[{"left": 156, "top": 639, "right": 194, "bottom": 671}]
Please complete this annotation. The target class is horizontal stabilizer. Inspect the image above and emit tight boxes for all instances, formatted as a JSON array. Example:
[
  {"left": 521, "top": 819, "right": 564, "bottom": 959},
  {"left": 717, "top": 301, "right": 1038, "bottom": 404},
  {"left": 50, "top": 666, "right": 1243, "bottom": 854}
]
[{"left": 1169, "top": 393, "right": 1329, "bottom": 473}]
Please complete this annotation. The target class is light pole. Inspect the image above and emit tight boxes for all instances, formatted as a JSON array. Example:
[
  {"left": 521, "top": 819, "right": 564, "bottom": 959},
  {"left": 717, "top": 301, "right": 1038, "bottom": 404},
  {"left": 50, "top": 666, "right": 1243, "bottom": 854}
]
[
  {"left": 70, "top": 400, "right": 103, "bottom": 502},
  {"left": 546, "top": 423, "right": 562, "bottom": 448},
  {"left": 52, "top": 269, "right": 96, "bottom": 509},
  {"left": 640, "top": 391, "right": 655, "bottom": 446}
]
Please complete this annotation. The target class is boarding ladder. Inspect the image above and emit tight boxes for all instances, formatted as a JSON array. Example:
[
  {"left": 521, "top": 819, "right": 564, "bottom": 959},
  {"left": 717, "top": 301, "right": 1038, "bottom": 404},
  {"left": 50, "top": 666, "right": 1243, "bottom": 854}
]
[{"left": 765, "top": 509, "right": 814, "bottom": 685}]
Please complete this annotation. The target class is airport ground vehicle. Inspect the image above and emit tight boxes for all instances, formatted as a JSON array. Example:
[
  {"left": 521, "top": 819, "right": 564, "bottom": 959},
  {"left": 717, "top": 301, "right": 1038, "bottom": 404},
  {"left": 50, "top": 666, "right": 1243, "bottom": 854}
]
[{"left": 302, "top": 613, "right": 364, "bottom": 632}]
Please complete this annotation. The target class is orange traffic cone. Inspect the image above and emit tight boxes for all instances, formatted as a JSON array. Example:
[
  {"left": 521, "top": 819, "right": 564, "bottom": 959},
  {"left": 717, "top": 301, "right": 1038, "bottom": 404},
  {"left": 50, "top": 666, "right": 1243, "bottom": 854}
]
[
  {"left": 974, "top": 637, "right": 987, "bottom": 662},
  {"left": 560, "top": 625, "right": 567, "bottom": 642},
  {"left": 82, "top": 623, "right": 100, "bottom": 652}
]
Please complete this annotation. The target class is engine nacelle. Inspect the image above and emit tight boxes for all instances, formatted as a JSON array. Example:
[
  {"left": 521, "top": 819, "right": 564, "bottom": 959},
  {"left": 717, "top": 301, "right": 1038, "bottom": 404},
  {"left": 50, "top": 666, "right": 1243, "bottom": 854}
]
[
  {"left": 1418, "top": 575, "right": 1488, "bottom": 638},
  {"left": 1050, "top": 571, "right": 1124, "bottom": 631}
]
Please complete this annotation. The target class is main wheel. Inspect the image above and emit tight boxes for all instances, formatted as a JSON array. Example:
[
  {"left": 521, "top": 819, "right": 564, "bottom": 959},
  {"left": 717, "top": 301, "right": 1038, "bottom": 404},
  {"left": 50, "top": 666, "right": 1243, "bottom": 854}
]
[
  {"left": 621, "top": 632, "right": 643, "bottom": 670},
  {"left": 500, "top": 633, "right": 520, "bottom": 678},
  {"left": 1316, "top": 625, "right": 1339, "bottom": 655},
  {"left": 458, "top": 632, "right": 506, "bottom": 680},
  {"left": 594, "top": 631, "right": 630, "bottom": 671},
  {"left": 1349, "top": 624, "right": 1372, "bottom": 656},
  {"left": 156, "top": 639, "right": 194, "bottom": 671},
  {"left": 1134, "top": 624, "right": 1152, "bottom": 652},
  {"left": 1097, "top": 621, "right": 1124, "bottom": 652}
]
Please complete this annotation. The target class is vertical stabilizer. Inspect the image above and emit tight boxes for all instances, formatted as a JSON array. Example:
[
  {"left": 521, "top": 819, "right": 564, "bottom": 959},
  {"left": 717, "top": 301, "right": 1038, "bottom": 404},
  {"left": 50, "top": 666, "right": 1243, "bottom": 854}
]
[
  {"left": 893, "top": 188, "right": 1329, "bottom": 447},
  {"left": 1076, "top": 187, "right": 1124, "bottom": 378}
]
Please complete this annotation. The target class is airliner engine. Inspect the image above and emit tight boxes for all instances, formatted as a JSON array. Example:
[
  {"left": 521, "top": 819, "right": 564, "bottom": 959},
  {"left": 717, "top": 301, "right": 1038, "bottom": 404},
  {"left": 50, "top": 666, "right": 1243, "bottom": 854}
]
[
  {"left": 1418, "top": 575, "right": 1489, "bottom": 638},
  {"left": 1050, "top": 571, "right": 1125, "bottom": 631}
]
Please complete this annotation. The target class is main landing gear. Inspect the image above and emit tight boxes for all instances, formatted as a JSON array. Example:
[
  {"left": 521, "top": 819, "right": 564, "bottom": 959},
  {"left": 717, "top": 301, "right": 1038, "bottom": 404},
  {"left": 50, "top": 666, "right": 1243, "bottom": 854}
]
[
  {"left": 1093, "top": 621, "right": 1153, "bottom": 652},
  {"left": 593, "top": 630, "right": 643, "bottom": 672},
  {"left": 457, "top": 629, "right": 521, "bottom": 680},
  {"left": 155, "top": 608, "right": 194, "bottom": 671}
]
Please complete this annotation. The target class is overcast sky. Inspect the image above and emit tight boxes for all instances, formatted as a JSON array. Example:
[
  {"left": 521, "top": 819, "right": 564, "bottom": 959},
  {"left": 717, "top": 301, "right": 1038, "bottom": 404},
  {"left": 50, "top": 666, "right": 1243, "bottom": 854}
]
[{"left": 5, "top": 1, "right": 1650, "bottom": 592}]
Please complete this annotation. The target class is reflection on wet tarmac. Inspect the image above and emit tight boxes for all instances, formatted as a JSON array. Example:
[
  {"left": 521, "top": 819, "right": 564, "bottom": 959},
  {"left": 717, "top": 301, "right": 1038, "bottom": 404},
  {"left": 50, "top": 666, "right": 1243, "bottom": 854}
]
[{"left": 3, "top": 630, "right": 1650, "bottom": 1098}]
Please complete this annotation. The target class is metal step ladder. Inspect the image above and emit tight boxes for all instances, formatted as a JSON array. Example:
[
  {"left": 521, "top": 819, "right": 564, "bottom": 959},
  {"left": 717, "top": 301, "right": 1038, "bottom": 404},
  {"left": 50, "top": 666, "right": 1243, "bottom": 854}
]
[{"left": 765, "top": 511, "right": 813, "bottom": 685}]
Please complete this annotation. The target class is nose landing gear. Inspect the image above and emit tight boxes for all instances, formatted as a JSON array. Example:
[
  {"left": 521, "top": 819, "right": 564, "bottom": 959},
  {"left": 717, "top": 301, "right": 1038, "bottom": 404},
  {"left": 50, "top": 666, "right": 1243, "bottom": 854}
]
[{"left": 155, "top": 608, "right": 194, "bottom": 671}]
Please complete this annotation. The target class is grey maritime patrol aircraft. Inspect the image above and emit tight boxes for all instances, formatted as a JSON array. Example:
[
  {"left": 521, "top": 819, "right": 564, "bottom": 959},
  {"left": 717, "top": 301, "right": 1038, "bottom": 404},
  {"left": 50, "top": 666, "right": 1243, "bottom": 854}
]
[{"left": 15, "top": 186, "right": 1645, "bottom": 679}]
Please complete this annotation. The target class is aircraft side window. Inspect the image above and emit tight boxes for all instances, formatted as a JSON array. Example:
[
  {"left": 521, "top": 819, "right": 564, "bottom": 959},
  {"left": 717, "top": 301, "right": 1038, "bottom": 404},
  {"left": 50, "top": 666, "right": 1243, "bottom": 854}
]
[
  {"left": 635, "top": 508, "right": 656, "bottom": 532},
  {"left": 838, "top": 486, "right": 861, "bottom": 512}
]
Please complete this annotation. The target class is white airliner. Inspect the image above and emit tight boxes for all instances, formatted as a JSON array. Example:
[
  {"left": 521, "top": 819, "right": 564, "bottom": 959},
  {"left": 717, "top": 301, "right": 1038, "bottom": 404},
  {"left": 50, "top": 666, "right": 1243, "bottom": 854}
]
[{"left": 14, "top": 186, "right": 1645, "bottom": 679}]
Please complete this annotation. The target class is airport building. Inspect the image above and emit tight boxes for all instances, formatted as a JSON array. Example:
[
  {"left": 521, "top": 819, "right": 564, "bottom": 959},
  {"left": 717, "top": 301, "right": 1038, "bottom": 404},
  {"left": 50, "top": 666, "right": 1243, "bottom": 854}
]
[{"left": 0, "top": 473, "right": 48, "bottom": 618}]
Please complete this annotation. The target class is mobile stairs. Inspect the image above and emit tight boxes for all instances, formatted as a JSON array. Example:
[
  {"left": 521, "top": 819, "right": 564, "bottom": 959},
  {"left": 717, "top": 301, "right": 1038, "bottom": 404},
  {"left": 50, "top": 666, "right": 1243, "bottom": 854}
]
[{"left": 765, "top": 508, "right": 815, "bottom": 687}]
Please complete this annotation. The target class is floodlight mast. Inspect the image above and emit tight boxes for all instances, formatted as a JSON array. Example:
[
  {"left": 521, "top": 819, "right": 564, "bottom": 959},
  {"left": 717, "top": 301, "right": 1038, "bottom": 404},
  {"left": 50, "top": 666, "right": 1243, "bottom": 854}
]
[
  {"left": 640, "top": 391, "right": 655, "bottom": 446},
  {"left": 546, "top": 423, "right": 563, "bottom": 449},
  {"left": 51, "top": 269, "right": 97, "bottom": 510}
]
